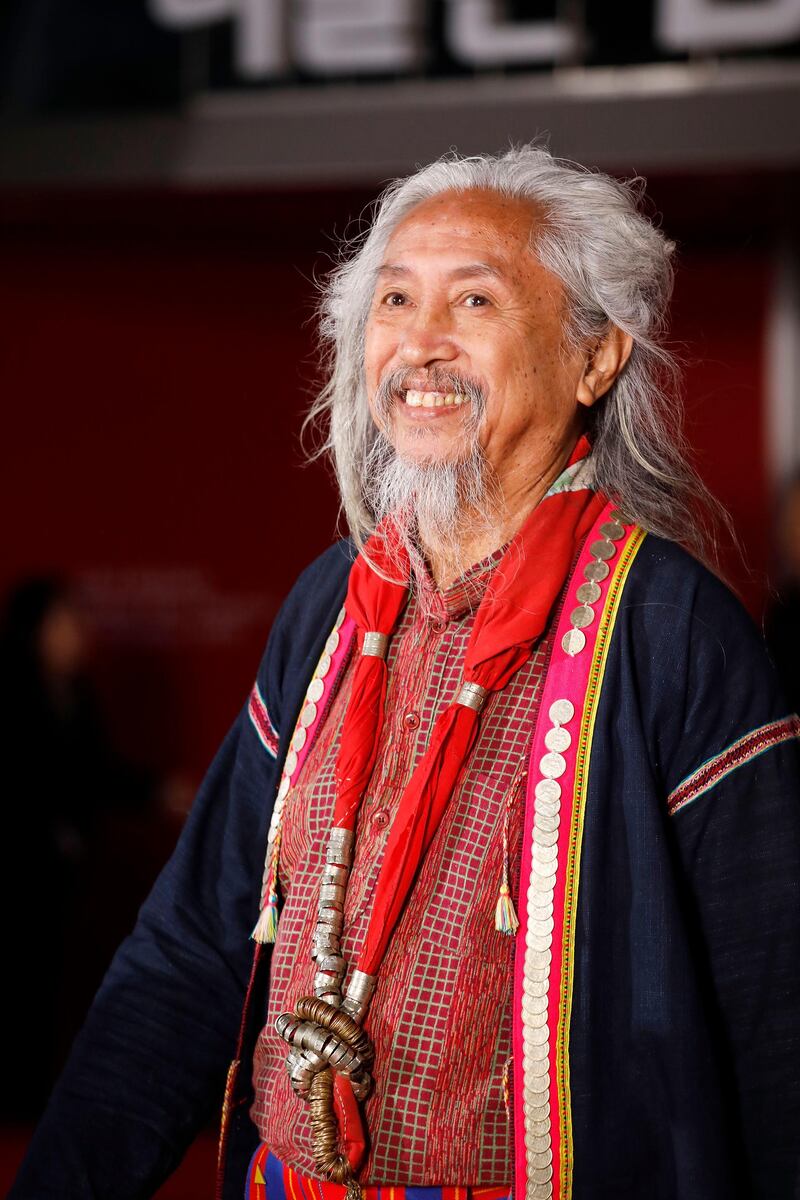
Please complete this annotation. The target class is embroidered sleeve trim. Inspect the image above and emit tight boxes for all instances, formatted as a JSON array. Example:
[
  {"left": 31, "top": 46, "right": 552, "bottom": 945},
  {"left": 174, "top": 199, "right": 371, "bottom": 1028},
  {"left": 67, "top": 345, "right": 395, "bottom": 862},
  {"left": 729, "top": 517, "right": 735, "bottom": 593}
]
[
  {"left": 248, "top": 682, "right": 280, "bottom": 759},
  {"left": 667, "top": 715, "right": 800, "bottom": 816}
]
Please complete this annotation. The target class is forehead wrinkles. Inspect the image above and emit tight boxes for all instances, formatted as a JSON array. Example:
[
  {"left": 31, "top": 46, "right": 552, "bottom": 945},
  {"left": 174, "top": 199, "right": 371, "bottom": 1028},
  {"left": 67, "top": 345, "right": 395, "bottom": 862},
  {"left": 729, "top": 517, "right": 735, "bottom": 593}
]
[{"left": 379, "top": 200, "right": 547, "bottom": 294}]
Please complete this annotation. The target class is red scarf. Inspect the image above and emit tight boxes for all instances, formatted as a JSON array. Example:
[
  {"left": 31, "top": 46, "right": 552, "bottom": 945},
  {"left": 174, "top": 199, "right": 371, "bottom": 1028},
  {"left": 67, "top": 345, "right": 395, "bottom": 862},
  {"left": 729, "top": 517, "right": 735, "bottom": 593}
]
[{"left": 330, "top": 437, "right": 605, "bottom": 1168}]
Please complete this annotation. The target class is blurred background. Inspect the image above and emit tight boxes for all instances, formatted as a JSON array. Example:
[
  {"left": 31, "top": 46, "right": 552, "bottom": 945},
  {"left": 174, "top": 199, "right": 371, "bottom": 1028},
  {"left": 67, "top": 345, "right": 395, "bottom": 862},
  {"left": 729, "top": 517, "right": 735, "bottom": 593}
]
[{"left": 1, "top": 0, "right": 799, "bottom": 1194}]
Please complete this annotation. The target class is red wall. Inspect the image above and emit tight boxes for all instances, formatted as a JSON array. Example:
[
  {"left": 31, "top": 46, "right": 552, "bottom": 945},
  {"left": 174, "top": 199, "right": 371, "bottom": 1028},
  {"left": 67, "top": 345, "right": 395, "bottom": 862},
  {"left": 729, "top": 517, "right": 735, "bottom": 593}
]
[{"left": 0, "top": 189, "right": 773, "bottom": 783}]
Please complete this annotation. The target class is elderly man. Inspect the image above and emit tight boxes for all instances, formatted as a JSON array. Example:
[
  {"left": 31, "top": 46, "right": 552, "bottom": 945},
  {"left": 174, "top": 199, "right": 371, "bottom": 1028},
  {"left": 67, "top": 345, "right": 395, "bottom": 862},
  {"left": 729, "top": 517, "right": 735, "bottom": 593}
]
[{"left": 12, "top": 147, "right": 800, "bottom": 1200}]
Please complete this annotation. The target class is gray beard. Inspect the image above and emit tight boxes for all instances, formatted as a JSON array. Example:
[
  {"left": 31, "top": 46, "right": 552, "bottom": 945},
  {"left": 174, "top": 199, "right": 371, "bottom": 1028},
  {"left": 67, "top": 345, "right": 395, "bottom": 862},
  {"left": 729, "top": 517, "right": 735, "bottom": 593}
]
[{"left": 361, "top": 430, "right": 504, "bottom": 601}]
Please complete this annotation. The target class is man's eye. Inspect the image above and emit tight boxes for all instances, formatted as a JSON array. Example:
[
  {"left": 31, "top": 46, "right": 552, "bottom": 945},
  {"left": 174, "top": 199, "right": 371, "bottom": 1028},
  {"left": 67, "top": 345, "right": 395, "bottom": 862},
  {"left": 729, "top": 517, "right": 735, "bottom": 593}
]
[
  {"left": 464, "top": 294, "right": 489, "bottom": 307},
  {"left": 383, "top": 292, "right": 407, "bottom": 307}
]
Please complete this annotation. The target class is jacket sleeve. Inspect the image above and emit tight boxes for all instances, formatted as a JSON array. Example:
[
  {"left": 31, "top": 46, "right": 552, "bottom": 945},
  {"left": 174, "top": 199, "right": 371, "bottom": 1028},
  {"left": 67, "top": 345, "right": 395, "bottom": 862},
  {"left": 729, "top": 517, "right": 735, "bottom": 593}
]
[
  {"left": 8, "top": 547, "right": 340, "bottom": 1199},
  {"left": 649, "top": 552, "right": 800, "bottom": 1197}
]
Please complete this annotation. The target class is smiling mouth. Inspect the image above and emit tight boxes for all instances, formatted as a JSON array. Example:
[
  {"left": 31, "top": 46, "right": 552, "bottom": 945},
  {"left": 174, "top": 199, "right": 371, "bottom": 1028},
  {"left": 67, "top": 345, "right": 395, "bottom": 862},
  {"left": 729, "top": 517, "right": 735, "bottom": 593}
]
[{"left": 403, "top": 389, "right": 468, "bottom": 409}]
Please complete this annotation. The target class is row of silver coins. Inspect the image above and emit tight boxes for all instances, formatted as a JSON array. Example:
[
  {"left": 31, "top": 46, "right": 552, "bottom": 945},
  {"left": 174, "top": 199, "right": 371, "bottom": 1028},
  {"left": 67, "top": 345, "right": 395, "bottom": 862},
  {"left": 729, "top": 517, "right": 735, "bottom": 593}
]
[
  {"left": 259, "top": 608, "right": 348, "bottom": 908},
  {"left": 562, "top": 512, "right": 629, "bottom": 658},
  {"left": 523, "top": 698, "right": 574, "bottom": 1200}
]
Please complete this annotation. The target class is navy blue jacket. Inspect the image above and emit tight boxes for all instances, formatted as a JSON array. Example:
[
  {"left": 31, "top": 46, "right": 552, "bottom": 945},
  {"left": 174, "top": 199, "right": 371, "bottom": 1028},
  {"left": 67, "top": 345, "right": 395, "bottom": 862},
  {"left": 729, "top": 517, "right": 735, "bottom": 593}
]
[{"left": 11, "top": 536, "right": 800, "bottom": 1199}]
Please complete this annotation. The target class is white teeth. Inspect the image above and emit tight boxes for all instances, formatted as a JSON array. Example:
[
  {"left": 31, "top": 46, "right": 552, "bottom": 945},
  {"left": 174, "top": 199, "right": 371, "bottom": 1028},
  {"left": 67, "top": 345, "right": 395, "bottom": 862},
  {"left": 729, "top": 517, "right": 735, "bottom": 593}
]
[{"left": 404, "top": 389, "right": 467, "bottom": 408}]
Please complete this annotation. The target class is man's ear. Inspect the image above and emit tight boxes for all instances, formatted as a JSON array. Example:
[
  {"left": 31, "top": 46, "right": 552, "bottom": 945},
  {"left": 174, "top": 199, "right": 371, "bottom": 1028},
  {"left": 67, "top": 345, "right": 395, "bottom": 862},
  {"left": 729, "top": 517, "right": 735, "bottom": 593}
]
[{"left": 575, "top": 325, "right": 633, "bottom": 409}]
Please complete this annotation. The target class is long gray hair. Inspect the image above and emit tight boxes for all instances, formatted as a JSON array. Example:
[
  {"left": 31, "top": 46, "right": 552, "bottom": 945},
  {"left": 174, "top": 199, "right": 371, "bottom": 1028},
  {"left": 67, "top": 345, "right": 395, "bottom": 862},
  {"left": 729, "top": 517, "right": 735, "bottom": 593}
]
[{"left": 307, "top": 145, "right": 727, "bottom": 565}]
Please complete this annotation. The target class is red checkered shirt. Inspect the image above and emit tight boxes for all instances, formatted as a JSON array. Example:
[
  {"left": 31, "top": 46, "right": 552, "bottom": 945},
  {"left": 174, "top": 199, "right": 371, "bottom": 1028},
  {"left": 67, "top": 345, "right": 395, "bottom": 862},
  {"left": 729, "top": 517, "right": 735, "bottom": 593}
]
[{"left": 252, "top": 554, "right": 553, "bottom": 1185}]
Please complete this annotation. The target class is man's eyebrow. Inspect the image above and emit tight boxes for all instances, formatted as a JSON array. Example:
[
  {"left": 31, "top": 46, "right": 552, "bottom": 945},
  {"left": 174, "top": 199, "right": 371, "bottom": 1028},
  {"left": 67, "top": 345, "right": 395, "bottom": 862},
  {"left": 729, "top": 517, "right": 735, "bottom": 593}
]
[{"left": 376, "top": 262, "right": 509, "bottom": 281}]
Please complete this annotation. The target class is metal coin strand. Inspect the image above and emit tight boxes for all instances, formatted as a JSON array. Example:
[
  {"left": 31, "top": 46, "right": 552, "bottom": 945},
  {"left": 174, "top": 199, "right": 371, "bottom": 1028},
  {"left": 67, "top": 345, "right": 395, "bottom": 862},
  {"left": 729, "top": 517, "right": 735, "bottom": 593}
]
[
  {"left": 570, "top": 604, "right": 594, "bottom": 630},
  {"left": 534, "top": 778, "right": 561, "bottom": 804},
  {"left": 524, "top": 949, "right": 551, "bottom": 978},
  {"left": 526, "top": 931, "right": 553, "bottom": 955},
  {"left": 529, "top": 872, "right": 555, "bottom": 899},
  {"left": 534, "top": 811, "right": 560, "bottom": 834},
  {"left": 562, "top": 627, "right": 586, "bottom": 657},
  {"left": 583, "top": 559, "right": 610, "bottom": 584},
  {"left": 525, "top": 1065, "right": 551, "bottom": 1094},
  {"left": 534, "top": 874, "right": 557, "bottom": 897},
  {"left": 334, "top": 606, "right": 346, "bottom": 630},
  {"left": 524, "top": 1103, "right": 550, "bottom": 1135},
  {"left": 539, "top": 752, "right": 566, "bottom": 779},
  {"left": 284, "top": 749, "right": 298, "bottom": 778},
  {"left": 533, "top": 842, "right": 558, "bottom": 865},
  {"left": 576, "top": 580, "right": 601, "bottom": 605},
  {"left": 534, "top": 789, "right": 561, "bottom": 811},
  {"left": 610, "top": 508, "right": 632, "bottom": 526},
  {"left": 532, "top": 873, "right": 556, "bottom": 902},
  {"left": 292, "top": 725, "right": 308, "bottom": 753},
  {"left": 599, "top": 520, "right": 625, "bottom": 542},
  {"left": 528, "top": 1115, "right": 551, "bottom": 1138},
  {"left": 532, "top": 1147, "right": 554, "bottom": 1169},
  {"left": 524, "top": 961, "right": 551, "bottom": 985},
  {"left": 531, "top": 1165, "right": 554, "bottom": 1187},
  {"left": 522, "top": 955, "right": 554, "bottom": 993},
  {"left": 524, "top": 1055, "right": 552, "bottom": 1084},
  {"left": 523, "top": 1099, "right": 550, "bottom": 1124},
  {"left": 534, "top": 825, "right": 559, "bottom": 848},
  {"left": 526, "top": 1128, "right": 552, "bottom": 1155},
  {"left": 522, "top": 974, "right": 548, "bottom": 998},
  {"left": 325, "top": 630, "right": 340, "bottom": 656},
  {"left": 533, "top": 914, "right": 555, "bottom": 937},
  {"left": 277, "top": 775, "right": 291, "bottom": 802},
  {"left": 529, "top": 891, "right": 554, "bottom": 916},
  {"left": 548, "top": 698, "right": 574, "bottom": 726},
  {"left": 524, "top": 1096, "right": 550, "bottom": 1120},
  {"left": 522, "top": 990, "right": 548, "bottom": 1016},
  {"left": 526, "top": 1022, "right": 550, "bottom": 1048},
  {"left": 521, "top": 980, "right": 550, "bottom": 1013},
  {"left": 544, "top": 726, "right": 571, "bottom": 753},
  {"left": 532, "top": 855, "right": 557, "bottom": 879},
  {"left": 307, "top": 678, "right": 325, "bottom": 704},
  {"left": 523, "top": 1097, "right": 550, "bottom": 1122},
  {"left": 590, "top": 538, "right": 615, "bottom": 561},
  {"left": 534, "top": 801, "right": 560, "bottom": 823},
  {"left": 524, "top": 1061, "right": 550, "bottom": 1089},
  {"left": 300, "top": 702, "right": 318, "bottom": 729},
  {"left": 317, "top": 652, "right": 332, "bottom": 677}
]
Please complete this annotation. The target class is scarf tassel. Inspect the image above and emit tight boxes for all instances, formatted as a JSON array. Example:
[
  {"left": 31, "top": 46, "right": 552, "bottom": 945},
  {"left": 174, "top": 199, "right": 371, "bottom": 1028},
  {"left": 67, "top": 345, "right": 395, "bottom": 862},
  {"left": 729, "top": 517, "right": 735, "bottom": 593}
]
[
  {"left": 252, "top": 888, "right": 280, "bottom": 944},
  {"left": 494, "top": 882, "right": 519, "bottom": 935}
]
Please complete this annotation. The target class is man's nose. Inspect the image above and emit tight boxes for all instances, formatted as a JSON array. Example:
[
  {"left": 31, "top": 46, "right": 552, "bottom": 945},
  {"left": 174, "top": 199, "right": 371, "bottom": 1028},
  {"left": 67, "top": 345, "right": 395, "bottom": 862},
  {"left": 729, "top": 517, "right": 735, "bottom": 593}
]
[{"left": 397, "top": 303, "right": 459, "bottom": 367}]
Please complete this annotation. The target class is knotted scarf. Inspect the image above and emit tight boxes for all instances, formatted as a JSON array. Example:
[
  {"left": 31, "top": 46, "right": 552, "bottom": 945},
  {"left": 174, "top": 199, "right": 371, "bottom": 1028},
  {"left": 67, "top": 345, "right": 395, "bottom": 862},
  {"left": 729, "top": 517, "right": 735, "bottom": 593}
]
[{"left": 325, "top": 438, "right": 606, "bottom": 1171}]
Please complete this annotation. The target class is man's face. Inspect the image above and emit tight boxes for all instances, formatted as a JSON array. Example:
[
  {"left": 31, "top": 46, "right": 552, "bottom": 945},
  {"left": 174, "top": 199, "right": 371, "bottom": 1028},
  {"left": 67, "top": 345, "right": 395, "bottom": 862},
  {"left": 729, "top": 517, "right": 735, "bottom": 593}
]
[{"left": 364, "top": 189, "right": 590, "bottom": 493}]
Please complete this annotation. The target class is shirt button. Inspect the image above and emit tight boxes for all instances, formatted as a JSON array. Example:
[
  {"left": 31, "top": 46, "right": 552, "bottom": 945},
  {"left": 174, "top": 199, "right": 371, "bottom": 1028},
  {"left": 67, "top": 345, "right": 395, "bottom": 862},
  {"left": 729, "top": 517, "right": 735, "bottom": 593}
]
[
  {"left": 371, "top": 809, "right": 390, "bottom": 829},
  {"left": 404, "top": 710, "right": 421, "bottom": 730},
  {"left": 431, "top": 617, "right": 447, "bottom": 634}
]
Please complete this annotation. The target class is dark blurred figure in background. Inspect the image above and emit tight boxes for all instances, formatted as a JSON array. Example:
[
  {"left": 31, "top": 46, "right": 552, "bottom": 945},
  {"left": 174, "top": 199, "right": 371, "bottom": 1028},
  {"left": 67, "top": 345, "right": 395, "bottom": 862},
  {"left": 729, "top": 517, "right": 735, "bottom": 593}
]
[
  {"left": 767, "top": 473, "right": 800, "bottom": 714},
  {"left": 0, "top": 577, "right": 151, "bottom": 1120}
]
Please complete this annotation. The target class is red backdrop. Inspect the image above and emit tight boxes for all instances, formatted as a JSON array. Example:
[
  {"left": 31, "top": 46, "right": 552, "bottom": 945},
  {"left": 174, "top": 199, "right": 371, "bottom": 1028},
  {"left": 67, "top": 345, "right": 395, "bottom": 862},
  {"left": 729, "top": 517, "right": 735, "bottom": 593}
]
[{"left": 0, "top": 188, "right": 772, "bottom": 780}]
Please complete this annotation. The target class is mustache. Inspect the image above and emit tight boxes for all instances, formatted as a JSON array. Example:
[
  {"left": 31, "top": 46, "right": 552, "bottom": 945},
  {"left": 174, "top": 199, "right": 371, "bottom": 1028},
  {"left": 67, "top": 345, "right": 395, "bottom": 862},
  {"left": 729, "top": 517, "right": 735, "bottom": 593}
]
[{"left": 372, "top": 367, "right": 487, "bottom": 421}]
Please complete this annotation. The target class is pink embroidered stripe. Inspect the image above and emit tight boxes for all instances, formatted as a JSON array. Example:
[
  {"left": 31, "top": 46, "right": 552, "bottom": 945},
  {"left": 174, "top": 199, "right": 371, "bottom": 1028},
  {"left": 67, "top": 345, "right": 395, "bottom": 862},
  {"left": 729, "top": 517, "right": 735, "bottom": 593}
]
[
  {"left": 667, "top": 715, "right": 800, "bottom": 816},
  {"left": 249, "top": 682, "right": 280, "bottom": 759}
]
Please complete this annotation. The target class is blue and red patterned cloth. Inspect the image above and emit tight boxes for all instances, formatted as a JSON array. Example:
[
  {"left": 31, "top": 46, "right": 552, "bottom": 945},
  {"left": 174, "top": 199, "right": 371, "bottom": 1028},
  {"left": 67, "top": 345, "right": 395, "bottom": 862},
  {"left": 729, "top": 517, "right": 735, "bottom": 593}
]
[{"left": 247, "top": 1148, "right": 509, "bottom": 1200}]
